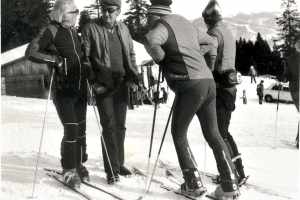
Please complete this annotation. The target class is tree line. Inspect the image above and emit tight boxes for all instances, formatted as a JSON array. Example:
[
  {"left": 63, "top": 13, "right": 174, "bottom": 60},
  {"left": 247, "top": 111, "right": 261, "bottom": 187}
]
[{"left": 1, "top": 0, "right": 299, "bottom": 76}]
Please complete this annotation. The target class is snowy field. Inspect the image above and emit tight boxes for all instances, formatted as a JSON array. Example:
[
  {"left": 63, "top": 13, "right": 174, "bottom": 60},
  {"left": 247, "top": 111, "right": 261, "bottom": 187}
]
[{"left": 1, "top": 76, "right": 299, "bottom": 200}]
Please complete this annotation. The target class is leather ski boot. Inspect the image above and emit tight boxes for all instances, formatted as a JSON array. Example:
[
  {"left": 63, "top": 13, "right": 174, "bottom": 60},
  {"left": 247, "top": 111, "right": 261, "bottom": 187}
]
[
  {"left": 212, "top": 172, "right": 240, "bottom": 200},
  {"left": 180, "top": 168, "right": 207, "bottom": 197}
]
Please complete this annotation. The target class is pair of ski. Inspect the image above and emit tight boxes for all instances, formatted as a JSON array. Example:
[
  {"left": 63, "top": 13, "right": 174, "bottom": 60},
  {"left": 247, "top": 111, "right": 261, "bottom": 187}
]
[
  {"left": 44, "top": 168, "right": 125, "bottom": 200},
  {"left": 158, "top": 159, "right": 293, "bottom": 199},
  {"left": 131, "top": 166, "right": 218, "bottom": 200}
]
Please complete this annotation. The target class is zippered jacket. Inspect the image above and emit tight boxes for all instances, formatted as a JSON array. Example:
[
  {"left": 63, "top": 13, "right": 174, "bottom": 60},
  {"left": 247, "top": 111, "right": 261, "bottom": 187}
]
[
  {"left": 25, "top": 21, "right": 86, "bottom": 97},
  {"left": 143, "top": 14, "right": 214, "bottom": 81},
  {"left": 81, "top": 18, "right": 139, "bottom": 90}
]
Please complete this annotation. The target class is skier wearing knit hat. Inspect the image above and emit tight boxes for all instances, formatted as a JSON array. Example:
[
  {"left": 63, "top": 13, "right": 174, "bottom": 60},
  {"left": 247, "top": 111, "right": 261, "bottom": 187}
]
[
  {"left": 203, "top": 0, "right": 249, "bottom": 188},
  {"left": 143, "top": 0, "right": 240, "bottom": 199}
]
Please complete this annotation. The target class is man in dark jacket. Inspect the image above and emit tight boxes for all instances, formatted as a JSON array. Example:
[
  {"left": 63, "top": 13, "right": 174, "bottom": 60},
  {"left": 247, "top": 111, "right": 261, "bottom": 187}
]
[
  {"left": 143, "top": 0, "right": 240, "bottom": 199},
  {"left": 277, "top": 33, "right": 300, "bottom": 148},
  {"left": 81, "top": 0, "right": 139, "bottom": 184},
  {"left": 257, "top": 80, "right": 264, "bottom": 104},
  {"left": 203, "top": 0, "right": 248, "bottom": 187}
]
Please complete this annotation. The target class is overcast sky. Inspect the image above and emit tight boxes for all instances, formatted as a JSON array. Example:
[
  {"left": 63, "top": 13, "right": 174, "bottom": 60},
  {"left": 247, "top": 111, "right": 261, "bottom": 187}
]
[{"left": 74, "top": 0, "right": 299, "bottom": 20}]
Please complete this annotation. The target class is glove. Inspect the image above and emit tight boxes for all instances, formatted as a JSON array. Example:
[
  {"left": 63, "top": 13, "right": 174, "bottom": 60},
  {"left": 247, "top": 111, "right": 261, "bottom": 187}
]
[
  {"left": 92, "top": 82, "right": 107, "bottom": 94},
  {"left": 83, "top": 62, "right": 91, "bottom": 76},
  {"left": 125, "top": 81, "right": 135, "bottom": 88},
  {"left": 53, "top": 55, "right": 63, "bottom": 67},
  {"left": 276, "top": 74, "right": 285, "bottom": 82}
]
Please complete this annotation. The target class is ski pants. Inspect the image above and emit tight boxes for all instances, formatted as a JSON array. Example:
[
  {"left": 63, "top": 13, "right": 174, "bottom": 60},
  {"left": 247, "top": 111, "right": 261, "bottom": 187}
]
[
  {"left": 216, "top": 88, "right": 239, "bottom": 158},
  {"left": 94, "top": 84, "right": 128, "bottom": 173},
  {"left": 171, "top": 79, "right": 236, "bottom": 177},
  {"left": 53, "top": 88, "right": 88, "bottom": 170}
]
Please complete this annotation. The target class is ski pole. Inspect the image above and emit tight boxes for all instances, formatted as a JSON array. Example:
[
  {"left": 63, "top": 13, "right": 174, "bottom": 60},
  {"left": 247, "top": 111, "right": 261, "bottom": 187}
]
[
  {"left": 144, "top": 67, "right": 162, "bottom": 195},
  {"left": 273, "top": 82, "right": 281, "bottom": 148},
  {"left": 31, "top": 68, "right": 55, "bottom": 198},
  {"left": 146, "top": 100, "right": 174, "bottom": 193},
  {"left": 86, "top": 80, "right": 116, "bottom": 182}
]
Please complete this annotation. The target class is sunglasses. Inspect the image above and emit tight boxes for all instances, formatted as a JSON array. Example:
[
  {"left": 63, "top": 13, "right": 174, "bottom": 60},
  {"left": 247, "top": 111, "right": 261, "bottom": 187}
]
[
  {"left": 101, "top": 7, "right": 118, "bottom": 14},
  {"left": 68, "top": 9, "right": 79, "bottom": 14}
]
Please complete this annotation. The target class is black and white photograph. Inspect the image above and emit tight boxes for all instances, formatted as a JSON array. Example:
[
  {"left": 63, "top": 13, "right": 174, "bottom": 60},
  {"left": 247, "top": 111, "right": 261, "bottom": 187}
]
[{"left": 1, "top": 0, "right": 300, "bottom": 199}]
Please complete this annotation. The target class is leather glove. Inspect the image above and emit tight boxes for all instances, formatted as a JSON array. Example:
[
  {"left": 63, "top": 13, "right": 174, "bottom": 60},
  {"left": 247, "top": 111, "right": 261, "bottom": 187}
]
[{"left": 92, "top": 83, "right": 107, "bottom": 94}]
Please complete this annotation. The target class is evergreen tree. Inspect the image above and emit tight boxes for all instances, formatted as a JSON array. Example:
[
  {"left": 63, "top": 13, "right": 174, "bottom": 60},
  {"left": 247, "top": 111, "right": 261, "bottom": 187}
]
[
  {"left": 274, "top": 0, "right": 300, "bottom": 58},
  {"left": 123, "top": 0, "right": 150, "bottom": 43},
  {"left": 78, "top": 10, "right": 93, "bottom": 33},
  {"left": 1, "top": 0, "right": 52, "bottom": 53},
  {"left": 269, "top": 43, "right": 284, "bottom": 75},
  {"left": 84, "top": 0, "right": 101, "bottom": 19},
  {"left": 253, "top": 33, "right": 272, "bottom": 75}
]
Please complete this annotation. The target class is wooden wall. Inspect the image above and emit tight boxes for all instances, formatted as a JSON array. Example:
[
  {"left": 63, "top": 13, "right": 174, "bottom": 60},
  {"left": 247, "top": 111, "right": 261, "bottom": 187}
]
[
  {"left": 1, "top": 58, "right": 51, "bottom": 99},
  {"left": 1, "top": 59, "right": 50, "bottom": 77}
]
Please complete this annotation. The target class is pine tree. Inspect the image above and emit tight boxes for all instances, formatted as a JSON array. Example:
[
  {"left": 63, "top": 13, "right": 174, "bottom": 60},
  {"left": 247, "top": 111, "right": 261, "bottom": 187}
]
[
  {"left": 78, "top": 10, "right": 93, "bottom": 33},
  {"left": 274, "top": 0, "right": 300, "bottom": 58},
  {"left": 1, "top": 0, "right": 52, "bottom": 53},
  {"left": 122, "top": 0, "right": 150, "bottom": 43}
]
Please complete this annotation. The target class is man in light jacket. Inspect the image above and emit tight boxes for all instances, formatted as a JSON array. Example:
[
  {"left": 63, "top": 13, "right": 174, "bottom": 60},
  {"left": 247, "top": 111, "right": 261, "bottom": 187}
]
[{"left": 81, "top": 0, "right": 139, "bottom": 185}]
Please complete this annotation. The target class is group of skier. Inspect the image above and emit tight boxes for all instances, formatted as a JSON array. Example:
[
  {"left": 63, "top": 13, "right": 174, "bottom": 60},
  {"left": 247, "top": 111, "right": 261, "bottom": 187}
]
[{"left": 26, "top": 0, "right": 299, "bottom": 199}]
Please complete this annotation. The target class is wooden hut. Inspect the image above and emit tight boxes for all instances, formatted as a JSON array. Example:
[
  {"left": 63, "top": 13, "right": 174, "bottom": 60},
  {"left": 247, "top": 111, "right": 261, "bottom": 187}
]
[{"left": 1, "top": 44, "right": 51, "bottom": 99}]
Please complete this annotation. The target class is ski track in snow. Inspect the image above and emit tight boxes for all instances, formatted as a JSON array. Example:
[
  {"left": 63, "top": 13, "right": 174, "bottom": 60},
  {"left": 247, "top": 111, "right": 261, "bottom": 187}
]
[{"left": 1, "top": 76, "right": 299, "bottom": 200}]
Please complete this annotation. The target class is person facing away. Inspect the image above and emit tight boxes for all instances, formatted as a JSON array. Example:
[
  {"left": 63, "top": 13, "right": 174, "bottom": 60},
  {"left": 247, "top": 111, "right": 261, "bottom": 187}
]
[
  {"left": 25, "top": 0, "right": 89, "bottom": 188},
  {"left": 248, "top": 66, "right": 257, "bottom": 84},
  {"left": 143, "top": 0, "right": 240, "bottom": 198},
  {"left": 81, "top": 0, "right": 139, "bottom": 184},
  {"left": 203, "top": 0, "right": 248, "bottom": 186},
  {"left": 257, "top": 80, "right": 264, "bottom": 104},
  {"left": 277, "top": 33, "right": 300, "bottom": 148}
]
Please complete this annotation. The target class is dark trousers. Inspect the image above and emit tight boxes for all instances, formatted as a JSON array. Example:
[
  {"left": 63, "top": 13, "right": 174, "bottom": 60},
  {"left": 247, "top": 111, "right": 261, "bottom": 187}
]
[
  {"left": 53, "top": 87, "right": 88, "bottom": 169},
  {"left": 216, "top": 89, "right": 239, "bottom": 158},
  {"left": 258, "top": 95, "right": 263, "bottom": 104},
  {"left": 94, "top": 84, "right": 128, "bottom": 173},
  {"left": 171, "top": 79, "right": 235, "bottom": 177},
  {"left": 251, "top": 76, "right": 256, "bottom": 84}
]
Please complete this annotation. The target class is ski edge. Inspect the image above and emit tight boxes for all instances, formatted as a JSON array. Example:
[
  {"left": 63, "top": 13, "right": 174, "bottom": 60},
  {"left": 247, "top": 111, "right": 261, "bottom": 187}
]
[
  {"left": 46, "top": 172, "right": 92, "bottom": 200},
  {"left": 44, "top": 168, "right": 125, "bottom": 200}
]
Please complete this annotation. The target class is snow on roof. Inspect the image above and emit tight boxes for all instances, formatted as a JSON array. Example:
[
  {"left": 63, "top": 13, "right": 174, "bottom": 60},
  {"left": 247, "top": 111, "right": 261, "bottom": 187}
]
[{"left": 1, "top": 43, "right": 29, "bottom": 67}]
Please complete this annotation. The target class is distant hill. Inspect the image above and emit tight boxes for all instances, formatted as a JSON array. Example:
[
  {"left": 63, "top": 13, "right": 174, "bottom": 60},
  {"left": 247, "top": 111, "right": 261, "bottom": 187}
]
[{"left": 192, "top": 12, "right": 281, "bottom": 48}]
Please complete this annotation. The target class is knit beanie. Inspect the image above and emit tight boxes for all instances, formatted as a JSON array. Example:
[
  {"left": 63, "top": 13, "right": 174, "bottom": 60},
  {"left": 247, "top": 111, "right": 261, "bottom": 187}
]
[
  {"left": 147, "top": 0, "right": 172, "bottom": 16},
  {"left": 99, "top": 0, "right": 121, "bottom": 7},
  {"left": 202, "top": 0, "right": 222, "bottom": 25}
]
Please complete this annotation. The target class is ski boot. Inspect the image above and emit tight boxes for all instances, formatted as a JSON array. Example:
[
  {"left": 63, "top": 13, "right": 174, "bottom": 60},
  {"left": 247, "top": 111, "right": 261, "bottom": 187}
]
[
  {"left": 180, "top": 168, "right": 207, "bottom": 197},
  {"left": 106, "top": 170, "right": 120, "bottom": 185},
  {"left": 212, "top": 172, "right": 240, "bottom": 200},
  {"left": 232, "top": 154, "right": 249, "bottom": 187},
  {"left": 77, "top": 164, "right": 90, "bottom": 182},
  {"left": 62, "top": 168, "right": 81, "bottom": 188},
  {"left": 119, "top": 165, "right": 132, "bottom": 178}
]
